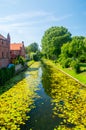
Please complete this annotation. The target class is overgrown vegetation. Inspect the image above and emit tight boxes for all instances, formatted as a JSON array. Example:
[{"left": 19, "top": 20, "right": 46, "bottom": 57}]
[
  {"left": 0, "top": 62, "right": 40, "bottom": 130},
  {"left": 42, "top": 59, "right": 86, "bottom": 130},
  {"left": 12, "top": 56, "right": 26, "bottom": 66}
]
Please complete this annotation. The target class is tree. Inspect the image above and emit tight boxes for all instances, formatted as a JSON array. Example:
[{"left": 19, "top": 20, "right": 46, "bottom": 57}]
[
  {"left": 59, "top": 36, "right": 86, "bottom": 68},
  {"left": 25, "top": 42, "right": 39, "bottom": 54},
  {"left": 28, "top": 42, "right": 38, "bottom": 53},
  {"left": 25, "top": 42, "right": 41, "bottom": 61},
  {"left": 41, "top": 26, "right": 71, "bottom": 59}
]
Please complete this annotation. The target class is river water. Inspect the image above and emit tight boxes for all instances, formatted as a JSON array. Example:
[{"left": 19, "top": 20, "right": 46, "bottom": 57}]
[
  {"left": 0, "top": 63, "right": 85, "bottom": 130},
  {"left": 20, "top": 64, "right": 86, "bottom": 130},
  {"left": 21, "top": 67, "right": 62, "bottom": 130}
]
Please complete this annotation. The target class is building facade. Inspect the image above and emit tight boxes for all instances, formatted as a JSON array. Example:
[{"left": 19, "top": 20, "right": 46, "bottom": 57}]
[
  {"left": 10, "top": 41, "right": 25, "bottom": 60},
  {"left": 0, "top": 34, "right": 10, "bottom": 68}
]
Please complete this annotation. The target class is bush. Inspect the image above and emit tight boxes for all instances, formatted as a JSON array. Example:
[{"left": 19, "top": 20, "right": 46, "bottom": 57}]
[
  {"left": 60, "top": 58, "right": 72, "bottom": 68},
  {"left": 79, "top": 55, "right": 86, "bottom": 62},
  {"left": 71, "top": 60, "right": 80, "bottom": 73},
  {"left": 0, "top": 66, "right": 15, "bottom": 86},
  {"left": 18, "top": 56, "right": 25, "bottom": 66}
]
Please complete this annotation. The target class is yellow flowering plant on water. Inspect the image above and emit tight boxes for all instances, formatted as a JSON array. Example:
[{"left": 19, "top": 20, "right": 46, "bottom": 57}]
[
  {"left": 42, "top": 60, "right": 86, "bottom": 130},
  {"left": 0, "top": 62, "right": 40, "bottom": 130}
]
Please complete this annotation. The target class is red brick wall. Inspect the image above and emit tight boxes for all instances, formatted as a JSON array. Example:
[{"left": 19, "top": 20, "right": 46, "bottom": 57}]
[
  {"left": 0, "top": 37, "right": 10, "bottom": 68},
  {"left": 10, "top": 44, "right": 25, "bottom": 59},
  {"left": 20, "top": 45, "right": 25, "bottom": 58},
  {"left": 10, "top": 50, "right": 20, "bottom": 59}
]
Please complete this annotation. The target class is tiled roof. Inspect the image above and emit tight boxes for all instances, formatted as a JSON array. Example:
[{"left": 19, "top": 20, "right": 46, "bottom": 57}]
[
  {"left": 10, "top": 43, "right": 23, "bottom": 50},
  {"left": 0, "top": 34, "right": 6, "bottom": 40}
]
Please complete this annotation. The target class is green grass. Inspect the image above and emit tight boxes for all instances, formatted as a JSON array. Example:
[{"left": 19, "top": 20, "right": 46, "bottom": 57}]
[
  {"left": 27, "top": 60, "right": 35, "bottom": 67},
  {"left": 56, "top": 63, "right": 86, "bottom": 85}
]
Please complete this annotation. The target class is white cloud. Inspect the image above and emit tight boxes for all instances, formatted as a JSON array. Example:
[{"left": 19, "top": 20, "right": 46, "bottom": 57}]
[
  {"left": 0, "top": 10, "right": 72, "bottom": 45},
  {"left": 0, "top": 11, "right": 51, "bottom": 23}
]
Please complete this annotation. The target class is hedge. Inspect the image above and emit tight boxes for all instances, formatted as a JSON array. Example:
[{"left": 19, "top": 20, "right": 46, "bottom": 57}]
[{"left": 0, "top": 66, "right": 15, "bottom": 86}]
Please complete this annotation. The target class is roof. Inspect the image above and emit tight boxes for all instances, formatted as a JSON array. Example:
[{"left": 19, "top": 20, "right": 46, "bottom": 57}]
[
  {"left": 0, "top": 34, "right": 6, "bottom": 40},
  {"left": 10, "top": 43, "right": 24, "bottom": 50}
]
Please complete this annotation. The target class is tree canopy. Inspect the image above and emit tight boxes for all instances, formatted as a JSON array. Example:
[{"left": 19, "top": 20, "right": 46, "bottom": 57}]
[
  {"left": 25, "top": 42, "right": 41, "bottom": 61},
  {"left": 59, "top": 36, "right": 86, "bottom": 68},
  {"left": 41, "top": 26, "right": 71, "bottom": 59},
  {"left": 25, "top": 42, "right": 39, "bottom": 53}
]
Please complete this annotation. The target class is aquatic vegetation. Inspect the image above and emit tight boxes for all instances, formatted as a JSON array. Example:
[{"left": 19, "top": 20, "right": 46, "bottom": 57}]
[
  {"left": 0, "top": 62, "right": 40, "bottom": 130},
  {"left": 42, "top": 60, "right": 86, "bottom": 130}
]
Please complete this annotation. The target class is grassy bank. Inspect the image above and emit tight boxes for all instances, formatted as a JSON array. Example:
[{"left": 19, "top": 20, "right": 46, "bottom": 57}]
[{"left": 56, "top": 63, "right": 86, "bottom": 85}]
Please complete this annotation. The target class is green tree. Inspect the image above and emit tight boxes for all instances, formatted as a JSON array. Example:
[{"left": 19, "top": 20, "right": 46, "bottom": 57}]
[
  {"left": 25, "top": 42, "right": 39, "bottom": 54},
  {"left": 59, "top": 36, "right": 86, "bottom": 68},
  {"left": 28, "top": 42, "right": 38, "bottom": 53},
  {"left": 25, "top": 42, "right": 41, "bottom": 61},
  {"left": 41, "top": 26, "right": 71, "bottom": 59}
]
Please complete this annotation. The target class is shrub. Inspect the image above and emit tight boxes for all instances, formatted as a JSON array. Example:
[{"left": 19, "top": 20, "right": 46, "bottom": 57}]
[
  {"left": 18, "top": 56, "right": 25, "bottom": 66},
  {"left": 71, "top": 60, "right": 80, "bottom": 73},
  {"left": 60, "top": 58, "right": 72, "bottom": 68},
  {"left": 0, "top": 66, "right": 15, "bottom": 86},
  {"left": 79, "top": 55, "right": 86, "bottom": 62}
]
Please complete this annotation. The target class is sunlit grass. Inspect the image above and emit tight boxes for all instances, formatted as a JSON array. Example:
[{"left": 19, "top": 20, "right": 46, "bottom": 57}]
[
  {"left": 0, "top": 62, "right": 40, "bottom": 130},
  {"left": 56, "top": 63, "right": 86, "bottom": 85}
]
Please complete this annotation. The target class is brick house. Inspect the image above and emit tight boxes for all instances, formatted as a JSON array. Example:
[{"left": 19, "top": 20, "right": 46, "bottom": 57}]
[
  {"left": 10, "top": 41, "right": 25, "bottom": 60},
  {"left": 0, "top": 33, "right": 10, "bottom": 68}
]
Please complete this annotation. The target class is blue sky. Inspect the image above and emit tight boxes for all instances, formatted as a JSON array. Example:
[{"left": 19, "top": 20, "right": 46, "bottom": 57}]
[{"left": 0, "top": 0, "right": 86, "bottom": 47}]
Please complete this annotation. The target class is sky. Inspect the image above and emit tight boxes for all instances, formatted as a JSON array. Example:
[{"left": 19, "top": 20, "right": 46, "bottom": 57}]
[{"left": 0, "top": 0, "right": 86, "bottom": 47}]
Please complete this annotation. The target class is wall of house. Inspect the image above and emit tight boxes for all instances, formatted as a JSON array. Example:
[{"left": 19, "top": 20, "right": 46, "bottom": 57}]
[
  {"left": 0, "top": 38, "right": 10, "bottom": 68},
  {"left": 10, "top": 44, "right": 25, "bottom": 59},
  {"left": 10, "top": 50, "right": 20, "bottom": 59},
  {"left": 20, "top": 45, "right": 25, "bottom": 57}
]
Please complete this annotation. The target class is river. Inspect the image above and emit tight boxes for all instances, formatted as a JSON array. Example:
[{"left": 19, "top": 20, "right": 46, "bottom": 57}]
[
  {"left": 21, "top": 67, "right": 61, "bottom": 130},
  {"left": 0, "top": 62, "right": 86, "bottom": 130},
  {"left": 21, "top": 62, "right": 86, "bottom": 130}
]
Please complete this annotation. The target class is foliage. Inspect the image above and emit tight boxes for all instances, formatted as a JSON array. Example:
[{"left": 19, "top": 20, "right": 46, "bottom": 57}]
[
  {"left": 58, "top": 36, "right": 86, "bottom": 73},
  {"left": 0, "top": 66, "right": 15, "bottom": 86},
  {"left": 56, "top": 63, "right": 86, "bottom": 85},
  {"left": 29, "top": 51, "right": 41, "bottom": 61},
  {"left": 42, "top": 59, "right": 86, "bottom": 130},
  {"left": 27, "top": 60, "right": 34, "bottom": 67},
  {"left": 12, "top": 56, "right": 26, "bottom": 66},
  {"left": 59, "top": 57, "right": 72, "bottom": 68},
  {"left": 41, "top": 26, "right": 71, "bottom": 59},
  {"left": 59, "top": 36, "right": 86, "bottom": 65},
  {"left": 71, "top": 60, "right": 80, "bottom": 73},
  {"left": 0, "top": 62, "right": 40, "bottom": 129},
  {"left": 25, "top": 42, "right": 41, "bottom": 61},
  {"left": 17, "top": 56, "right": 26, "bottom": 66},
  {"left": 25, "top": 42, "right": 39, "bottom": 54}
]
